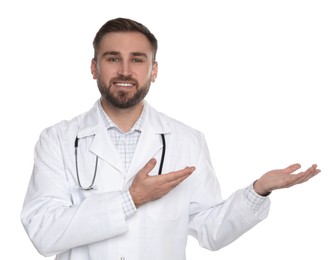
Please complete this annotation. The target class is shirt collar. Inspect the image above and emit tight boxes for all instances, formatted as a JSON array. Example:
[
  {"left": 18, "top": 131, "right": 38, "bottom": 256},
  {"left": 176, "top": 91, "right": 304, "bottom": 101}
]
[{"left": 97, "top": 99, "right": 147, "bottom": 133}]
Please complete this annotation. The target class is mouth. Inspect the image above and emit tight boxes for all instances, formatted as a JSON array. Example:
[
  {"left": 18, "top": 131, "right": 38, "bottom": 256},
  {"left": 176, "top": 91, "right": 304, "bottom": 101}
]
[{"left": 113, "top": 81, "right": 136, "bottom": 89}]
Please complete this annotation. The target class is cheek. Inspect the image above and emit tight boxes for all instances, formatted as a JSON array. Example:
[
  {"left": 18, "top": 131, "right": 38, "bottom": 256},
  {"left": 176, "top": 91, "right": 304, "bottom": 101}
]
[
  {"left": 98, "top": 66, "right": 117, "bottom": 81},
  {"left": 140, "top": 66, "right": 156, "bottom": 80}
]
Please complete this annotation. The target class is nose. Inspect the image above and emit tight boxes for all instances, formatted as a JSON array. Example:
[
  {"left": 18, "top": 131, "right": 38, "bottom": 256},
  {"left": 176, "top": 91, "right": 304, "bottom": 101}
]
[{"left": 117, "top": 61, "right": 132, "bottom": 77}]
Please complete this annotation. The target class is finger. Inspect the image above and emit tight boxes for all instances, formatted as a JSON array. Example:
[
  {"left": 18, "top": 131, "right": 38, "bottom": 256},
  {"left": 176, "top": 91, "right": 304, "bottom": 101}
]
[
  {"left": 138, "top": 158, "right": 157, "bottom": 177},
  {"left": 285, "top": 165, "right": 320, "bottom": 187},
  {"left": 160, "top": 166, "right": 195, "bottom": 183},
  {"left": 162, "top": 172, "right": 192, "bottom": 191},
  {"left": 168, "top": 170, "right": 193, "bottom": 186},
  {"left": 282, "top": 163, "right": 301, "bottom": 175},
  {"left": 298, "top": 164, "right": 321, "bottom": 183}
]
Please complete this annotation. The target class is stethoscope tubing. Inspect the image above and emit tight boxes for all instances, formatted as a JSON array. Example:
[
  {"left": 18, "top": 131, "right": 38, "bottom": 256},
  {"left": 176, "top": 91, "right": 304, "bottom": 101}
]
[
  {"left": 75, "top": 137, "right": 98, "bottom": 190},
  {"left": 74, "top": 134, "right": 166, "bottom": 190}
]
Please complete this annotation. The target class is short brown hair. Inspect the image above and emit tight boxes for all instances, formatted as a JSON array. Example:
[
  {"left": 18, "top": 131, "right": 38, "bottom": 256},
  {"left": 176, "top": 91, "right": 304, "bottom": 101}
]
[{"left": 93, "top": 17, "right": 158, "bottom": 62}]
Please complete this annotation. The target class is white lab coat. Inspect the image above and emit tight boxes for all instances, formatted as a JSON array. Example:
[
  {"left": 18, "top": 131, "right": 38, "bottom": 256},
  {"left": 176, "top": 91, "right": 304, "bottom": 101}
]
[{"left": 21, "top": 101, "right": 270, "bottom": 260}]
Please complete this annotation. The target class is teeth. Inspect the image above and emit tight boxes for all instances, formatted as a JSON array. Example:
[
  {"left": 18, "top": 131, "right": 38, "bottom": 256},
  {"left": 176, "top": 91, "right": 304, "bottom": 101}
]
[{"left": 116, "top": 83, "right": 133, "bottom": 87}]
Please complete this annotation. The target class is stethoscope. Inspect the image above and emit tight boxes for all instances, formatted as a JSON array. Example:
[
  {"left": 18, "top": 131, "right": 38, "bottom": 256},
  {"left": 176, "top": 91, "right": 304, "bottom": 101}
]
[{"left": 75, "top": 134, "right": 166, "bottom": 190}]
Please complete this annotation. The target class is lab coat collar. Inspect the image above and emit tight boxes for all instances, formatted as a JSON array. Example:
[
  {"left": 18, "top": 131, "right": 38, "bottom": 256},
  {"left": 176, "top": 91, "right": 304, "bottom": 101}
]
[
  {"left": 76, "top": 100, "right": 171, "bottom": 174},
  {"left": 77, "top": 100, "right": 171, "bottom": 137}
]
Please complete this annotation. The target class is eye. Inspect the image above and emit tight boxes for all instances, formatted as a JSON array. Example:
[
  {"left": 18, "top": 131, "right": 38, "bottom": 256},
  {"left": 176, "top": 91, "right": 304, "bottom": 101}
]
[
  {"left": 132, "top": 58, "right": 143, "bottom": 63},
  {"left": 107, "top": 57, "right": 120, "bottom": 62}
]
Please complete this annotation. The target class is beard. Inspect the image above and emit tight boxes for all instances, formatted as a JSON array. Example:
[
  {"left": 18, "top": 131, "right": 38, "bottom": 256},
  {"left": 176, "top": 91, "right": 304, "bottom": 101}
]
[{"left": 97, "top": 74, "right": 151, "bottom": 109}]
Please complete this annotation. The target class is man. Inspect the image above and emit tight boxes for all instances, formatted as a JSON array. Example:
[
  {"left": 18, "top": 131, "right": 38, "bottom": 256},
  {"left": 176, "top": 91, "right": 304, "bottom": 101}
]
[{"left": 21, "top": 18, "right": 320, "bottom": 260}]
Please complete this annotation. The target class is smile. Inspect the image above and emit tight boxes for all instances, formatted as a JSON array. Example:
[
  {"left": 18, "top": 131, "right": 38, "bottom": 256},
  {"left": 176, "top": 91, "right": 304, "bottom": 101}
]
[{"left": 114, "top": 82, "right": 135, "bottom": 87}]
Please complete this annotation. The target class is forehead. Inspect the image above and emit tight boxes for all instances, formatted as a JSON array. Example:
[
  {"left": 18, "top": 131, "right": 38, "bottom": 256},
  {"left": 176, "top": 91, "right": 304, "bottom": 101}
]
[{"left": 98, "top": 32, "right": 153, "bottom": 56}]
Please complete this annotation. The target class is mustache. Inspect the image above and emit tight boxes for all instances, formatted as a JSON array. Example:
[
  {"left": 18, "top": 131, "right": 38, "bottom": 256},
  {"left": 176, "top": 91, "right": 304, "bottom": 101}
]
[{"left": 112, "top": 75, "right": 136, "bottom": 82}]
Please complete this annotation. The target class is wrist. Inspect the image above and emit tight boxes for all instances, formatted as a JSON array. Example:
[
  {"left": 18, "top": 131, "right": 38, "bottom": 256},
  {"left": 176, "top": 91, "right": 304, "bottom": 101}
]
[
  {"left": 253, "top": 179, "right": 272, "bottom": 197},
  {"left": 129, "top": 188, "right": 141, "bottom": 208}
]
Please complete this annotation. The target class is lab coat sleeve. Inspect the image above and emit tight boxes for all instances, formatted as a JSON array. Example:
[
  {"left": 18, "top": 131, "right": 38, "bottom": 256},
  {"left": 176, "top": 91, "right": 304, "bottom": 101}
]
[
  {"left": 188, "top": 133, "right": 270, "bottom": 250},
  {"left": 21, "top": 128, "right": 129, "bottom": 257}
]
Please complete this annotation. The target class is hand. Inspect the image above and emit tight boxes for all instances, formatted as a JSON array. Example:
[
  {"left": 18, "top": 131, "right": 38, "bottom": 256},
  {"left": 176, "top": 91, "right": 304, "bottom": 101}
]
[
  {"left": 253, "top": 164, "right": 321, "bottom": 196},
  {"left": 129, "top": 158, "right": 196, "bottom": 208}
]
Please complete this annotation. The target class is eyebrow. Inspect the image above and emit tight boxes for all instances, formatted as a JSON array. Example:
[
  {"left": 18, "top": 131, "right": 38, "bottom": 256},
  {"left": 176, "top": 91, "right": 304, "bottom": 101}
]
[{"left": 102, "top": 51, "right": 148, "bottom": 58}]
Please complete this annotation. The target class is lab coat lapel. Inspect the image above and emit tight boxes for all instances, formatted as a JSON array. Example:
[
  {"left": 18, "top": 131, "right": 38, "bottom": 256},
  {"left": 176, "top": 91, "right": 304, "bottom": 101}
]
[
  {"left": 124, "top": 127, "right": 161, "bottom": 185},
  {"left": 124, "top": 105, "right": 170, "bottom": 185},
  {"left": 77, "top": 101, "right": 124, "bottom": 173},
  {"left": 89, "top": 126, "right": 124, "bottom": 173}
]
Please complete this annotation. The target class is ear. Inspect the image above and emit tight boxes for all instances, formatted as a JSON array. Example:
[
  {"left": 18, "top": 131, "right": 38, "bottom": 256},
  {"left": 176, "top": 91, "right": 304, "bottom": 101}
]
[
  {"left": 91, "top": 58, "right": 97, "bottom": 79},
  {"left": 151, "top": 62, "right": 158, "bottom": 82}
]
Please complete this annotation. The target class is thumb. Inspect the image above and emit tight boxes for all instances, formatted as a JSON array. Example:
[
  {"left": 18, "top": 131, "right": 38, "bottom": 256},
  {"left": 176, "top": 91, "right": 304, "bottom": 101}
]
[
  {"left": 283, "top": 163, "right": 301, "bottom": 174},
  {"left": 138, "top": 158, "right": 157, "bottom": 177}
]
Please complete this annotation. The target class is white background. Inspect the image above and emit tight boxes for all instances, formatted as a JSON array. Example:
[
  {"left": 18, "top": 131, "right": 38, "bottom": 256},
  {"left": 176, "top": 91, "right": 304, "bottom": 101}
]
[{"left": 1, "top": 0, "right": 335, "bottom": 259}]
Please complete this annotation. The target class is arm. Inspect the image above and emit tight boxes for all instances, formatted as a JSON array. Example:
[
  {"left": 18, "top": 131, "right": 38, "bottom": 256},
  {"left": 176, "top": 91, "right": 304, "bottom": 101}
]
[
  {"left": 188, "top": 163, "right": 320, "bottom": 251},
  {"left": 21, "top": 129, "right": 128, "bottom": 256}
]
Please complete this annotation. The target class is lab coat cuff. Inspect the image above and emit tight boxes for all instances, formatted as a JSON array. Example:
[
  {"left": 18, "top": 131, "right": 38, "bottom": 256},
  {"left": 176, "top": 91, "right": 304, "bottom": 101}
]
[
  {"left": 242, "top": 183, "right": 269, "bottom": 212},
  {"left": 121, "top": 191, "right": 137, "bottom": 219}
]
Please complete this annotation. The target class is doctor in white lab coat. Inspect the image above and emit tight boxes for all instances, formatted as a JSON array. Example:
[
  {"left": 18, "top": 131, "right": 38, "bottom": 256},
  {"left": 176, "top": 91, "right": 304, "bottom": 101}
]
[{"left": 21, "top": 18, "right": 320, "bottom": 260}]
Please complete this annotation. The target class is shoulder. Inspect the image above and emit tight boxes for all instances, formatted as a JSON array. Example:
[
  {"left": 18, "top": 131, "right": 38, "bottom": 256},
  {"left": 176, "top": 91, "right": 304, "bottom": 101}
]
[
  {"left": 40, "top": 113, "right": 83, "bottom": 137},
  {"left": 38, "top": 102, "right": 97, "bottom": 142},
  {"left": 147, "top": 104, "right": 205, "bottom": 142}
]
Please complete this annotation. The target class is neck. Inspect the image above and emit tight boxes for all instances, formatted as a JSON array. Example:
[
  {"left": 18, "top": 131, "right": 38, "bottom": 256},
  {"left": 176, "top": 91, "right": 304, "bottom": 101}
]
[{"left": 101, "top": 99, "right": 144, "bottom": 132}]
